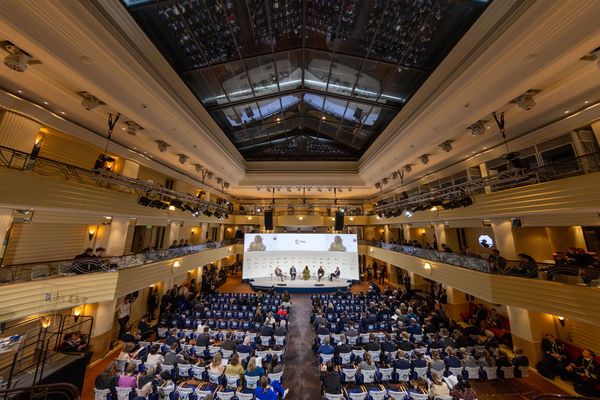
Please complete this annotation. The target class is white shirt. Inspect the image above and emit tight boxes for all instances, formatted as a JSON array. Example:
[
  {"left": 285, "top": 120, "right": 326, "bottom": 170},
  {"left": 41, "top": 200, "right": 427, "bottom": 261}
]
[
  {"left": 118, "top": 303, "right": 131, "bottom": 319},
  {"left": 146, "top": 353, "right": 164, "bottom": 366}
]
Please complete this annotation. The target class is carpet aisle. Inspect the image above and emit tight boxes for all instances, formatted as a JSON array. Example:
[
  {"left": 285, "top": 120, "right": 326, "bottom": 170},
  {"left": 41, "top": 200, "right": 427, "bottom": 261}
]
[{"left": 283, "top": 294, "right": 320, "bottom": 400}]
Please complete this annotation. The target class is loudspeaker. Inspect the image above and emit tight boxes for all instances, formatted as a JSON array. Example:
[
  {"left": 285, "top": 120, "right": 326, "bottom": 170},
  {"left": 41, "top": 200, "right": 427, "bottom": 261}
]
[
  {"left": 314, "top": 284, "right": 324, "bottom": 287},
  {"left": 276, "top": 283, "right": 287, "bottom": 286},
  {"left": 265, "top": 210, "right": 273, "bottom": 230},
  {"left": 334, "top": 212, "right": 344, "bottom": 231},
  {"left": 511, "top": 218, "right": 523, "bottom": 227}
]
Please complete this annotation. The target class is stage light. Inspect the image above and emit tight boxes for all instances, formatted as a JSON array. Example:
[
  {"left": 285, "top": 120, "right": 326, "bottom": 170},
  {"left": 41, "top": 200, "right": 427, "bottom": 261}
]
[
  {"left": 404, "top": 164, "right": 412, "bottom": 173},
  {"left": 557, "top": 316, "right": 565, "bottom": 327},
  {"left": 516, "top": 94, "right": 536, "bottom": 111},
  {"left": 81, "top": 94, "right": 103, "bottom": 110},
  {"left": 137, "top": 196, "right": 152, "bottom": 207},
  {"left": 439, "top": 141, "right": 452, "bottom": 152},
  {"left": 419, "top": 154, "right": 429, "bottom": 165},
  {"left": 470, "top": 121, "right": 486, "bottom": 136},
  {"left": 173, "top": 261, "right": 181, "bottom": 267},
  {"left": 4, "top": 51, "right": 31, "bottom": 72},
  {"left": 403, "top": 210, "right": 413, "bottom": 218},
  {"left": 178, "top": 154, "right": 189, "bottom": 164},
  {"left": 194, "top": 164, "right": 203, "bottom": 173},
  {"left": 157, "top": 140, "right": 170, "bottom": 152},
  {"left": 126, "top": 121, "right": 141, "bottom": 135},
  {"left": 430, "top": 206, "right": 438, "bottom": 212}
]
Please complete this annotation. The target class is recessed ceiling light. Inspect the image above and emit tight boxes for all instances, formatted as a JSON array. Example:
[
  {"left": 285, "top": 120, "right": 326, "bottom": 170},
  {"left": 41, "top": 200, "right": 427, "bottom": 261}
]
[
  {"left": 60, "top": 111, "right": 65, "bottom": 115},
  {"left": 483, "top": 146, "right": 487, "bottom": 150},
  {"left": 143, "top": 151, "right": 147, "bottom": 154},
  {"left": 17, "top": 90, "right": 22, "bottom": 93},
  {"left": 43, "top": 101, "right": 48, "bottom": 105},
  {"left": 564, "top": 110, "right": 570, "bottom": 114},
  {"left": 584, "top": 100, "right": 590, "bottom": 104},
  {"left": 133, "top": 147, "right": 136, "bottom": 150},
  {"left": 321, "top": 116, "right": 326, "bottom": 120},
  {"left": 486, "top": 126, "right": 490, "bottom": 130},
  {"left": 472, "top": 151, "right": 475, "bottom": 154},
  {"left": 122, "top": 127, "right": 126, "bottom": 130}
]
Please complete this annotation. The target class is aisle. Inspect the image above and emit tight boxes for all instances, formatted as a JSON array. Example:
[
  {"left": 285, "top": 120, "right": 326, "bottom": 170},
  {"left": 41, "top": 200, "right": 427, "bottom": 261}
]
[{"left": 283, "top": 294, "right": 320, "bottom": 400}]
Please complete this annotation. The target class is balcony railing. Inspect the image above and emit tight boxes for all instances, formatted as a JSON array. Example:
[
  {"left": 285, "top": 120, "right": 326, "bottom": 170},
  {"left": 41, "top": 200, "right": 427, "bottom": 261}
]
[
  {"left": 360, "top": 240, "right": 600, "bottom": 287},
  {"left": 0, "top": 240, "right": 241, "bottom": 285}
]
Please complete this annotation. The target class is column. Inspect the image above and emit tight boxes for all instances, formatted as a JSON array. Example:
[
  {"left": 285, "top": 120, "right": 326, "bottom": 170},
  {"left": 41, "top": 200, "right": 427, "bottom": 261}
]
[
  {"left": 490, "top": 219, "right": 517, "bottom": 259},
  {"left": 0, "top": 110, "right": 41, "bottom": 153},
  {"left": 0, "top": 208, "right": 14, "bottom": 262},
  {"left": 218, "top": 224, "right": 225, "bottom": 242},
  {"left": 479, "top": 162, "right": 492, "bottom": 194},
  {"left": 434, "top": 223, "right": 446, "bottom": 248},
  {"left": 591, "top": 120, "right": 600, "bottom": 146},
  {"left": 89, "top": 299, "right": 117, "bottom": 359},
  {"left": 166, "top": 220, "right": 180, "bottom": 248},
  {"left": 444, "top": 287, "right": 469, "bottom": 321},
  {"left": 383, "top": 225, "right": 390, "bottom": 242},
  {"left": 200, "top": 222, "right": 209, "bottom": 244},
  {"left": 121, "top": 160, "right": 140, "bottom": 179},
  {"left": 105, "top": 217, "right": 130, "bottom": 256},
  {"left": 402, "top": 224, "right": 411, "bottom": 242},
  {"left": 506, "top": 306, "right": 555, "bottom": 364}
]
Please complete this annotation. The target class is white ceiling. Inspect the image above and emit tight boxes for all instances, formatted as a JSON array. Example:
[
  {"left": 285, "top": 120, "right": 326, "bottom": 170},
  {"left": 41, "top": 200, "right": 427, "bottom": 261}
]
[{"left": 0, "top": 0, "right": 599, "bottom": 201}]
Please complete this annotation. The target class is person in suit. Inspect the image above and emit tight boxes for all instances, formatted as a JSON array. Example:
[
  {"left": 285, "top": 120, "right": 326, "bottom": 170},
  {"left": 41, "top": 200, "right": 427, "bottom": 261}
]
[
  {"left": 221, "top": 331, "right": 237, "bottom": 351},
  {"left": 196, "top": 327, "right": 211, "bottom": 349},
  {"left": 537, "top": 333, "right": 568, "bottom": 379},
  {"left": 317, "top": 266, "right": 325, "bottom": 282},
  {"left": 320, "top": 362, "right": 342, "bottom": 394},
  {"left": 329, "top": 266, "right": 340, "bottom": 281},
  {"left": 163, "top": 343, "right": 185, "bottom": 365},
  {"left": 334, "top": 334, "right": 352, "bottom": 357},
  {"left": 289, "top": 265, "right": 297, "bottom": 280}
]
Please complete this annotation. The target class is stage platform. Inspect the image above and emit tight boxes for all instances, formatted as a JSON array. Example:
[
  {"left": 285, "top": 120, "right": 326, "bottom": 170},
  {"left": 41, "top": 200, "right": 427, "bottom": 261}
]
[{"left": 249, "top": 277, "right": 352, "bottom": 293}]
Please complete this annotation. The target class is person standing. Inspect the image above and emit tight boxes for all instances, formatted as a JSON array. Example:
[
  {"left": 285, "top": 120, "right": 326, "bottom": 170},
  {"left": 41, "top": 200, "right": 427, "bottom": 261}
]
[
  {"left": 403, "top": 272, "right": 411, "bottom": 294},
  {"left": 366, "top": 264, "right": 373, "bottom": 281},
  {"left": 117, "top": 297, "right": 131, "bottom": 337},
  {"left": 379, "top": 264, "right": 385, "bottom": 284},
  {"left": 146, "top": 287, "right": 159, "bottom": 320}
]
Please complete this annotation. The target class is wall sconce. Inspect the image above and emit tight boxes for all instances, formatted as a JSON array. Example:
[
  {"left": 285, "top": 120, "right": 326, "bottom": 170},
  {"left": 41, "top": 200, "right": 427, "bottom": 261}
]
[
  {"left": 298, "top": 216, "right": 303, "bottom": 220},
  {"left": 40, "top": 316, "right": 51, "bottom": 329},
  {"left": 73, "top": 306, "right": 82, "bottom": 322},
  {"left": 228, "top": 247, "right": 232, "bottom": 251},
  {"left": 423, "top": 262, "right": 432, "bottom": 274},
  {"left": 247, "top": 216, "right": 253, "bottom": 221},
  {"left": 173, "top": 261, "right": 181, "bottom": 268},
  {"left": 557, "top": 316, "right": 566, "bottom": 327},
  {"left": 88, "top": 228, "right": 96, "bottom": 241},
  {"left": 349, "top": 217, "right": 354, "bottom": 221}
]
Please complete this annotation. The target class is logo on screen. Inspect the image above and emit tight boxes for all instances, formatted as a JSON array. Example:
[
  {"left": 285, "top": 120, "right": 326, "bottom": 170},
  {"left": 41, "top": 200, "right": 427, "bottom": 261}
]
[{"left": 294, "top": 239, "right": 306, "bottom": 245}]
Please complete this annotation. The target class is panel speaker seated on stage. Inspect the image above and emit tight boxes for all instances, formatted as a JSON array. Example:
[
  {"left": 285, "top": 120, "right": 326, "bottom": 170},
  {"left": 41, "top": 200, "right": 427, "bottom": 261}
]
[
  {"left": 302, "top": 266, "right": 310, "bottom": 280},
  {"left": 274, "top": 266, "right": 284, "bottom": 282},
  {"left": 317, "top": 266, "right": 325, "bottom": 281},
  {"left": 329, "top": 267, "right": 340, "bottom": 281},
  {"left": 289, "top": 266, "right": 297, "bottom": 280}
]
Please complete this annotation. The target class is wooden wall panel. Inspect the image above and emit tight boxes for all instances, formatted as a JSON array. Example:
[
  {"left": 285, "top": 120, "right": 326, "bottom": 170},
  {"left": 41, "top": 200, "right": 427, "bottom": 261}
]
[
  {"left": 38, "top": 128, "right": 106, "bottom": 169},
  {"left": 137, "top": 166, "right": 168, "bottom": 186},
  {"left": 569, "top": 320, "right": 600, "bottom": 355},
  {"left": 0, "top": 273, "right": 118, "bottom": 322},
  {"left": 3, "top": 223, "right": 87, "bottom": 265}
]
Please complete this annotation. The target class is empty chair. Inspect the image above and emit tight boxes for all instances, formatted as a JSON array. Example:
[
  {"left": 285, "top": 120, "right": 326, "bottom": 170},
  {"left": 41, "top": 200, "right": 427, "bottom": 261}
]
[
  {"left": 377, "top": 366, "right": 393, "bottom": 382},
  {"left": 115, "top": 387, "right": 132, "bottom": 400},
  {"left": 94, "top": 388, "right": 110, "bottom": 400},
  {"left": 465, "top": 366, "right": 481, "bottom": 380},
  {"left": 320, "top": 353, "right": 334, "bottom": 364},
  {"left": 484, "top": 366, "right": 497, "bottom": 380},
  {"left": 274, "top": 335, "right": 286, "bottom": 346},
  {"left": 177, "top": 363, "right": 192, "bottom": 378},
  {"left": 396, "top": 368, "right": 411, "bottom": 382},
  {"left": 208, "top": 371, "right": 223, "bottom": 385},
  {"left": 338, "top": 352, "right": 352, "bottom": 364},
  {"left": 448, "top": 366, "right": 464, "bottom": 377},
  {"left": 387, "top": 389, "right": 407, "bottom": 400},
  {"left": 224, "top": 374, "right": 240, "bottom": 389},
  {"left": 245, "top": 374, "right": 261, "bottom": 389},
  {"left": 368, "top": 387, "right": 387, "bottom": 400},
  {"left": 235, "top": 392, "right": 254, "bottom": 400},
  {"left": 221, "top": 349, "right": 234, "bottom": 359},
  {"left": 347, "top": 391, "right": 367, "bottom": 400},
  {"left": 341, "top": 367, "right": 357, "bottom": 383},
  {"left": 359, "top": 369, "right": 376, "bottom": 384},
  {"left": 412, "top": 394, "right": 429, "bottom": 400},
  {"left": 501, "top": 366, "right": 515, "bottom": 379},
  {"left": 216, "top": 391, "right": 236, "bottom": 400},
  {"left": 177, "top": 387, "right": 194, "bottom": 400},
  {"left": 192, "top": 365, "right": 205, "bottom": 379},
  {"left": 268, "top": 371, "right": 284, "bottom": 384}
]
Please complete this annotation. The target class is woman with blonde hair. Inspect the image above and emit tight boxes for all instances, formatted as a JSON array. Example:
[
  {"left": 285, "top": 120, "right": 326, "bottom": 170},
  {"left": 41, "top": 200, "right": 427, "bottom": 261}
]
[
  {"left": 428, "top": 372, "right": 450, "bottom": 398},
  {"left": 208, "top": 352, "right": 225, "bottom": 374},
  {"left": 245, "top": 357, "right": 266, "bottom": 377}
]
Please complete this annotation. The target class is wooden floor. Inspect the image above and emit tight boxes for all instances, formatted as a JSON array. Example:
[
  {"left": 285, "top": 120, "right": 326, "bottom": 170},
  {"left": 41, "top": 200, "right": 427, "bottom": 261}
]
[{"left": 80, "top": 275, "right": 572, "bottom": 400}]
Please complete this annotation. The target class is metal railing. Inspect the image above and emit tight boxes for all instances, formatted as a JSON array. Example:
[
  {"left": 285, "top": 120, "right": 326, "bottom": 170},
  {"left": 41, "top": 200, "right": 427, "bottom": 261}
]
[
  {"left": 0, "top": 240, "right": 241, "bottom": 285},
  {"left": 361, "top": 240, "right": 600, "bottom": 287},
  {"left": 0, "top": 383, "right": 79, "bottom": 400},
  {"left": 373, "top": 152, "right": 600, "bottom": 214}
]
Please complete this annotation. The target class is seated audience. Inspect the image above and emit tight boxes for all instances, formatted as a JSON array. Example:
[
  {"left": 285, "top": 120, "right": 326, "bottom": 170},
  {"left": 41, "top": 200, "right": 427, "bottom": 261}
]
[
  {"left": 428, "top": 373, "right": 450, "bottom": 398},
  {"left": 320, "top": 361, "right": 342, "bottom": 394},
  {"left": 224, "top": 353, "right": 245, "bottom": 379}
]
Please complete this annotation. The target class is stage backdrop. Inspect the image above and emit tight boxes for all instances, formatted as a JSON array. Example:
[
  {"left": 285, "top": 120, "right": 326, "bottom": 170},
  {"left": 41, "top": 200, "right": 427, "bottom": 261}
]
[{"left": 243, "top": 233, "right": 359, "bottom": 280}]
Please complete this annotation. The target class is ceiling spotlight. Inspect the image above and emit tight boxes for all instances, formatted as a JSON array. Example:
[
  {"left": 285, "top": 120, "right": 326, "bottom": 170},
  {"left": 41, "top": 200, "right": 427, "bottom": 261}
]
[
  {"left": 419, "top": 154, "right": 429, "bottom": 165},
  {"left": 404, "top": 164, "right": 412, "bottom": 173},
  {"left": 317, "top": 188, "right": 322, "bottom": 192},
  {"left": 157, "top": 140, "right": 170, "bottom": 152},
  {"left": 515, "top": 94, "right": 536, "bottom": 111},
  {"left": 470, "top": 121, "right": 486, "bottom": 136},
  {"left": 403, "top": 210, "right": 414, "bottom": 218},
  {"left": 4, "top": 51, "right": 32, "bottom": 72},
  {"left": 382, "top": 178, "right": 388, "bottom": 185},
  {"left": 126, "top": 121, "right": 142, "bottom": 135},
  {"left": 224, "top": 182, "right": 230, "bottom": 189},
  {"left": 374, "top": 182, "right": 381, "bottom": 189},
  {"left": 347, "top": 188, "right": 352, "bottom": 192},
  {"left": 392, "top": 171, "right": 399, "bottom": 179},
  {"left": 206, "top": 171, "right": 214, "bottom": 179},
  {"left": 80, "top": 94, "right": 103, "bottom": 110},
  {"left": 194, "top": 163, "right": 203, "bottom": 173},
  {"left": 286, "top": 187, "right": 291, "bottom": 192},
  {"left": 216, "top": 178, "right": 223, "bottom": 184},
  {"left": 439, "top": 141, "right": 453, "bottom": 152},
  {"left": 338, "top": 188, "right": 343, "bottom": 193},
  {"left": 178, "top": 154, "right": 189, "bottom": 164}
]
